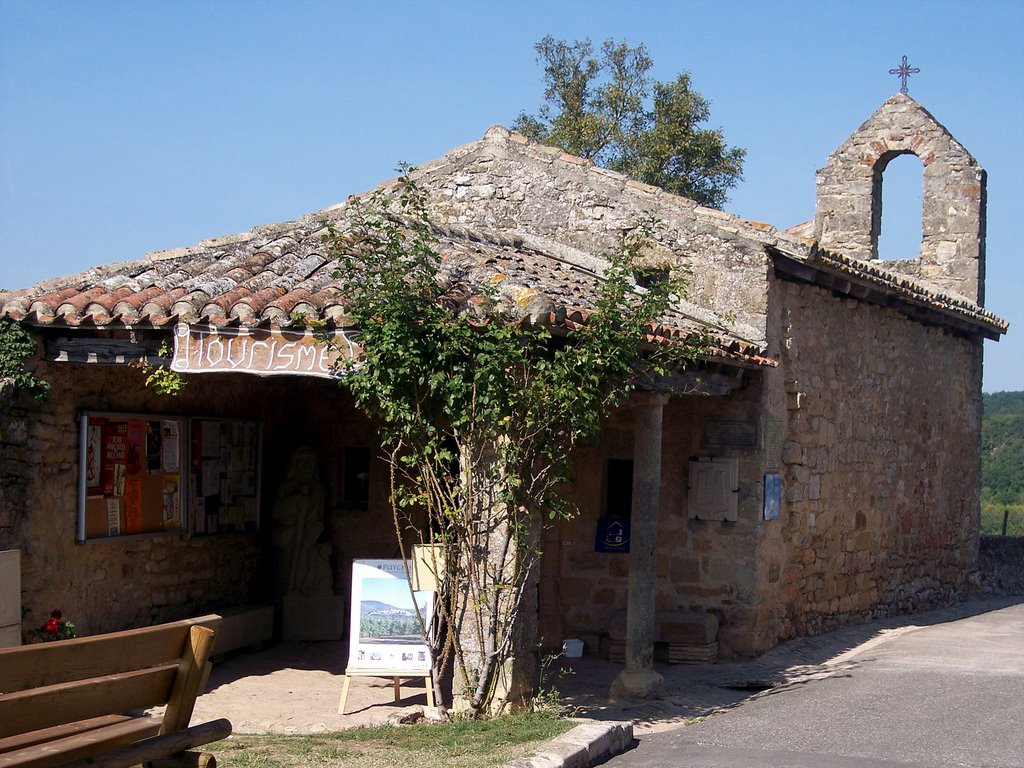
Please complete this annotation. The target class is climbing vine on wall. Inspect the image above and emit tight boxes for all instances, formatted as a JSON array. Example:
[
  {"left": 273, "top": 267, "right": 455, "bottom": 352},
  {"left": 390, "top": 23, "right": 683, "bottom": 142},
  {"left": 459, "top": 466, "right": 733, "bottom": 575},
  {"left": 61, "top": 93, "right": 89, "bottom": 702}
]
[{"left": 0, "top": 319, "right": 49, "bottom": 400}]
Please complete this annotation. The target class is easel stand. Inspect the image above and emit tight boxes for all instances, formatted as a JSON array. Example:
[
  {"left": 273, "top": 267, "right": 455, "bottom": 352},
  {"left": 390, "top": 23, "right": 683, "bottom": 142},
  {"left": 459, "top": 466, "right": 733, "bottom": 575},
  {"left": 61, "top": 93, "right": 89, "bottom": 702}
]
[{"left": 338, "top": 668, "right": 434, "bottom": 714}]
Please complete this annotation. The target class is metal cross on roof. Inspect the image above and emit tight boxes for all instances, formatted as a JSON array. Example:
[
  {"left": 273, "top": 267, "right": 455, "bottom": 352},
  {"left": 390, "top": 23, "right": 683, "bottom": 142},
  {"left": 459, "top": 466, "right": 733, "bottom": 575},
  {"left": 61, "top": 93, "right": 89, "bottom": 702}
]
[{"left": 889, "top": 55, "right": 920, "bottom": 95}]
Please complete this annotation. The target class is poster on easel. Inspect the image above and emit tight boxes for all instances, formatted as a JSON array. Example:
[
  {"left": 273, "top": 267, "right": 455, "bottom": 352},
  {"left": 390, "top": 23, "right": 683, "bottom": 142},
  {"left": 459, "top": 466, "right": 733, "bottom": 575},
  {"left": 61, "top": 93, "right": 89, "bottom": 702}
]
[{"left": 346, "top": 559, "right": 433, "bottom": 672}]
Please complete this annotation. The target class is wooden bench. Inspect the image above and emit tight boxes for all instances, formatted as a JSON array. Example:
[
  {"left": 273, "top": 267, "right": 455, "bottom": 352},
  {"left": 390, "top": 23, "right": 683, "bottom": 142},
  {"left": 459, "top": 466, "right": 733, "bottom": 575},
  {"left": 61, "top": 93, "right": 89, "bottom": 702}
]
[{"left": 0, "top": 615, "right": 232, "bottom": 768}]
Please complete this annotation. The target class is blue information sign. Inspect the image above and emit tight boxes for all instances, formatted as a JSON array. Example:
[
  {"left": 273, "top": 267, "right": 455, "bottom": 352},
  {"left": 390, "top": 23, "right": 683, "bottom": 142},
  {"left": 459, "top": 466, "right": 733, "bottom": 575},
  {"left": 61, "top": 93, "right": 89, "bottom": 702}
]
[{"left": 594, "top": 517, "right": 630, "bottom": 553}]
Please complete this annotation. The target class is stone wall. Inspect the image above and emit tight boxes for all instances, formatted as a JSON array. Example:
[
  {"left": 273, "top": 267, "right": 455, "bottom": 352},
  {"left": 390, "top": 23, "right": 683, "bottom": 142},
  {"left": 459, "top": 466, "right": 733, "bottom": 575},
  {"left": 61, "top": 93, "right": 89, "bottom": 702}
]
[
  {"left": 978, "top": 536, "right": 1024, "bottom": 596},
  {"left": 759, "top": 274, "right": 983, "bottom": 644},
  {"left": 0, "top": 356, "right": 397, "bottom": 641}
]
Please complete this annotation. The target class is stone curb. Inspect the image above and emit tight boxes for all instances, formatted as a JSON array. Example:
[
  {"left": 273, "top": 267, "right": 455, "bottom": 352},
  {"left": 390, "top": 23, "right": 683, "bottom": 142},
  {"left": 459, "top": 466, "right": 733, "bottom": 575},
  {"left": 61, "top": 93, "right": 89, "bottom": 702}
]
[{"left": 505, "top": 719, "right": 634, "bottom": 768}]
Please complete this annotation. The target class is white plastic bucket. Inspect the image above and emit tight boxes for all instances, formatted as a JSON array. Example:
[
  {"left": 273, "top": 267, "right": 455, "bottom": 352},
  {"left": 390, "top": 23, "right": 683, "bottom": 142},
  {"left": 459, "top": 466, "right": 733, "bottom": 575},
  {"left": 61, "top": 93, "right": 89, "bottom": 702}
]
[{"left": 562, "top": 638, "right": 583, "bottom": 658}]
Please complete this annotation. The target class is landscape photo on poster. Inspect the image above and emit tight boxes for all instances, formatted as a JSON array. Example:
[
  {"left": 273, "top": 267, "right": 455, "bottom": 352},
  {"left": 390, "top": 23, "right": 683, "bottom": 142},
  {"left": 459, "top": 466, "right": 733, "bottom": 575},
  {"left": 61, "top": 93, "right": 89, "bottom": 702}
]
[{"left": 347, "top": 560, "right": 432, "bottom": 671}]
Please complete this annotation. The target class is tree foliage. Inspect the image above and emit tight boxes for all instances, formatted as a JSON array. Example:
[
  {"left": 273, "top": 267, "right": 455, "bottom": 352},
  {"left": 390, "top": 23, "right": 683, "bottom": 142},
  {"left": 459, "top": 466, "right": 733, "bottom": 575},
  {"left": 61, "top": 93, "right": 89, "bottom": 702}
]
[
  {"left": 514, "top": 36, "right": 746, "bottom": 209},
  {"left": 981, "top": 391, "right": 1024, "bottom": 536},
  {"left": 325, "top": 167, "right": 710, "bottom": 715},
  {"left": 140, "top": 340, "right": 187, "bottom": 396}
]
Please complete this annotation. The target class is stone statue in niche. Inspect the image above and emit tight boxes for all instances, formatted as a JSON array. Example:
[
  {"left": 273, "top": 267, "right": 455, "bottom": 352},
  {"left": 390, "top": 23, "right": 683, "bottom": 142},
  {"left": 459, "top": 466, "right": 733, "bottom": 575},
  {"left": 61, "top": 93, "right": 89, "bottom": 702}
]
[
  {"left": 272, "top": 447, "right": 333, "bottom": 596},
  {"left": 273, "top": 447, "right": 346, "bottom": 641}
]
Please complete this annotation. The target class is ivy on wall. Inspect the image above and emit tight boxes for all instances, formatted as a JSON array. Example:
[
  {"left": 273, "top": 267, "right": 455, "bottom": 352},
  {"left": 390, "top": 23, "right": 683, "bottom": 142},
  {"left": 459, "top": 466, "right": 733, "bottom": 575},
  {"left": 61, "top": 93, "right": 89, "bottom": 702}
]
[{"left": 0, "top": 319, "right": 49, "bottom": 401}]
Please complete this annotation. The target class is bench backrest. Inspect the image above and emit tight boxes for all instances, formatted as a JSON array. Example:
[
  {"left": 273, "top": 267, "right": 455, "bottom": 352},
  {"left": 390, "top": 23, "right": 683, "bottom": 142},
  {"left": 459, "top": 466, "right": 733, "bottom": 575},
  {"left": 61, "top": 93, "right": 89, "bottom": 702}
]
[{"left": 0, "top": 615, "right": 221, "bottom": 739}]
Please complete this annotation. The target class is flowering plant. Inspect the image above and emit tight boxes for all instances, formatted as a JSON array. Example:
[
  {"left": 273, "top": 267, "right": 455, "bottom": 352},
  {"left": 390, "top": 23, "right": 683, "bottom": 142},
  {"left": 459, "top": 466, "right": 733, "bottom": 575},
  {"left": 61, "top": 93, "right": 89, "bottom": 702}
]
[{"left": 29, "top": 609, "right": 76, "bottom": 642}]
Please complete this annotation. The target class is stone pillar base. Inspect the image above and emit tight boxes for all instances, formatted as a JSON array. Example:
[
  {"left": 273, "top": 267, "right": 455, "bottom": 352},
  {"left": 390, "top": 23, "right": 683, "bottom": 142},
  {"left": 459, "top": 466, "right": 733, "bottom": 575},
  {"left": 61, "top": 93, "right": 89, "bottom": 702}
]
[
  {"left": 281, "top": 594, "right": 346, "bottom": 641},
  {"left": 610, "top": 668, "right": 665, "bottom": 702}
]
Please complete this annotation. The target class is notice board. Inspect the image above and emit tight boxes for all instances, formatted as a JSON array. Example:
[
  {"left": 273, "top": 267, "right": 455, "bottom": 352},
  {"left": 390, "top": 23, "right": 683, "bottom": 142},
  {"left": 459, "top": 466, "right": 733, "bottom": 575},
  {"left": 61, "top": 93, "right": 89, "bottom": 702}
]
[
  {"left": 189, "top": 418, "right": 261, "bottom": 535},
  {"left": 78, "top": 413, "right": 185, "bottom": 541},
  {"left": 77, "top": 412, "right": 262, "bottom": 542}
]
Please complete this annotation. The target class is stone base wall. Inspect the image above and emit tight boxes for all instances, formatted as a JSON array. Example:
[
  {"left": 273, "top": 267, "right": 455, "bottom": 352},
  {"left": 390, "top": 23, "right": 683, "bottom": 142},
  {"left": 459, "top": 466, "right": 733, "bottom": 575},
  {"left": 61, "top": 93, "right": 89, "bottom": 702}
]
[
  {"left": 1, "top": 358, "right": 396, "bottom": 641},
  {"left": 759, "top": 277, "right": 983, "bottom": 644},
  {"left": 978, "top": 536, "right": 1024, "bottom": 596}
]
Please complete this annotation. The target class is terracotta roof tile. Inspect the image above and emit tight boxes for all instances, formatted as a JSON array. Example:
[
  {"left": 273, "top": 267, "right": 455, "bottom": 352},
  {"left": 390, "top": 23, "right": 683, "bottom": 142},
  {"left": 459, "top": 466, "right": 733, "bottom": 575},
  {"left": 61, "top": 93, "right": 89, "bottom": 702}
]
[{"left": 0, "top": 209, "right": 776, "bottom": 367}]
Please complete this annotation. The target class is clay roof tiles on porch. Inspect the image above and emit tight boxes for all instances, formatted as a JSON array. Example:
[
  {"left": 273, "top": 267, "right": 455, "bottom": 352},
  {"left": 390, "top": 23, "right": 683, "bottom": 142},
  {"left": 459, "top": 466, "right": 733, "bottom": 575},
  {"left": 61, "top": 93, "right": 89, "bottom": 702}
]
[{"left": 0, "top": 213, "right": 775, "bottom": 368}]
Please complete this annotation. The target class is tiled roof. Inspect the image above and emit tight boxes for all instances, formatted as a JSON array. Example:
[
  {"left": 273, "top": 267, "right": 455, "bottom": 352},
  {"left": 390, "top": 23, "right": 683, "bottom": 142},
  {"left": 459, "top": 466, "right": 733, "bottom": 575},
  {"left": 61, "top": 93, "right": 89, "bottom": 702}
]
[
  {"left": 770, "top": 243, "right": 1008, "bottom": 340},
  {"left": 453, "top": 126, "right": 1006, "bottom": 340},
  {"left": 0, "top": 212, "right": 776, "bottom": 369},
  {"left": 1, "top": 125, "right": 1004, "bottom": 363}
]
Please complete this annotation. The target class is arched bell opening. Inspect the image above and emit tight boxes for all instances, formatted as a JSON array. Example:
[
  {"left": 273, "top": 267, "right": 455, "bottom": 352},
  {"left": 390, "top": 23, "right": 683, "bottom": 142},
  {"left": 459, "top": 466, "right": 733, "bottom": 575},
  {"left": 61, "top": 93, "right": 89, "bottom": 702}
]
[{"left": 872, "top": 151, "right": 925, "bottom": 262}]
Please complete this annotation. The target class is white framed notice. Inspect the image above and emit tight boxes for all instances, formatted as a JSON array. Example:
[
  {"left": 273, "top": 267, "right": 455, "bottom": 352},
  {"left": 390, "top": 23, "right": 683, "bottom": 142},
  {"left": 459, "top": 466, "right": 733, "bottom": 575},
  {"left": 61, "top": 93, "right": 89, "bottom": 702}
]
[{"left": 346, "top": 559, "right": 433, "bottom": 672}]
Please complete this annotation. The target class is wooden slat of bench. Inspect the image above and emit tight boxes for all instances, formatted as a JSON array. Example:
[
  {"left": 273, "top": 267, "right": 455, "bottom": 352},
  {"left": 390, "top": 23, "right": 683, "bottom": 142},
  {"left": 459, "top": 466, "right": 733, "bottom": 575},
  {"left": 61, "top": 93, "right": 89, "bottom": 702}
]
[
  {"left": 0, "top": 616, "right": 221, "bottom": 694},
  {"left": 0, "top": 665, "right": 178, "bottom": 739},
  {"left": 59, "top": 718, "right": 231, "bottom": 768},
  {"left": 0, "top": 717, "right": 160, "bottom": 768},
  {"left": 0, "top": 715, "right": 135, "bottom": 754}
]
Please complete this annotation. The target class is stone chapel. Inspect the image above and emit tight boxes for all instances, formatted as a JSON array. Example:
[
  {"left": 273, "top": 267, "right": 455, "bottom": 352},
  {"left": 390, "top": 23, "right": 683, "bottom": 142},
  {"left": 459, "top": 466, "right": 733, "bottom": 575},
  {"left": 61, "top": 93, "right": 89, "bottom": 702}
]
[{"left": 0, "top": 93, "right": 1007, "bottom": 697}]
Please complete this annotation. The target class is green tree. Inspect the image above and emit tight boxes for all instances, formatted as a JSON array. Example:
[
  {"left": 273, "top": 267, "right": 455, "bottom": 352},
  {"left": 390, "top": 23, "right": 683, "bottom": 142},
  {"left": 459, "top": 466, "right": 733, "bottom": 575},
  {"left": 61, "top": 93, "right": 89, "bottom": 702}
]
[
  {"left": 981, "top": 391, "right": 1024, "bottom": 535},
  {"left": 326, "top": 167, "right": 709, "bottom": 716},
  {"left": 514, "top": 36, "right": 746, "bottom": 209}
]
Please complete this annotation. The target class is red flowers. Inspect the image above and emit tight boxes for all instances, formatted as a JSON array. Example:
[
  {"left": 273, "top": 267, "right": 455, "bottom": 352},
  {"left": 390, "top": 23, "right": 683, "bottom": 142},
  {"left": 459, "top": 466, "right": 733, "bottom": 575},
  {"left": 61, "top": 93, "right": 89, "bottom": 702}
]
[{"left": 30, "top": 609, "right": 76, "bottom": 642}]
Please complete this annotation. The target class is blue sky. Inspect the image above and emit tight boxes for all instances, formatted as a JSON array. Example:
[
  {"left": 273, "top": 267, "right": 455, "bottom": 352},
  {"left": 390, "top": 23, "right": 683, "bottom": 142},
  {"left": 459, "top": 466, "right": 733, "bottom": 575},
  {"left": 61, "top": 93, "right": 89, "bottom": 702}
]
[{"left": 1, "top": 0, "right": 1021, "bottom": 391}]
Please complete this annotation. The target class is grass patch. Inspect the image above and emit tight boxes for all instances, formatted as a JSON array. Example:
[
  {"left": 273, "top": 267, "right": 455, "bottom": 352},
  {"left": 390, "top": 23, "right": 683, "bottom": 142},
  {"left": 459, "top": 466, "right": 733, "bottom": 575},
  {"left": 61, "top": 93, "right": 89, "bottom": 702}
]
[{"left": 210, "top": 710, "right": 573, "bottom": 768}]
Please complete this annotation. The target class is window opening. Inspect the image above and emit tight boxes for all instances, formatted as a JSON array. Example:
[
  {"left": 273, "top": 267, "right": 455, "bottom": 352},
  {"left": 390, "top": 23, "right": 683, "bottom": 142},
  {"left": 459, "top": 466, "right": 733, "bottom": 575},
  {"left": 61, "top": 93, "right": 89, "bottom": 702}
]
[
  {"left": 343, "top": 447, "right": 371, "bottom": 509},
  {"left": 635, "top": 268, "right": 670, "bottom": 290},
  {"left": 605, "top": 458, "right": 634, "bottom": 518}
]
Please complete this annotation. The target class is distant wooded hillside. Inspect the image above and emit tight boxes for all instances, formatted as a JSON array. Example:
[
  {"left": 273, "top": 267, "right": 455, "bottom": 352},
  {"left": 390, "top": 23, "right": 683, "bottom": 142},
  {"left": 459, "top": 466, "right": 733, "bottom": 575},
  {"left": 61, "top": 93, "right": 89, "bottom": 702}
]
[{"left": 982, "top": 391, "right": 1024, "bottom": 535}]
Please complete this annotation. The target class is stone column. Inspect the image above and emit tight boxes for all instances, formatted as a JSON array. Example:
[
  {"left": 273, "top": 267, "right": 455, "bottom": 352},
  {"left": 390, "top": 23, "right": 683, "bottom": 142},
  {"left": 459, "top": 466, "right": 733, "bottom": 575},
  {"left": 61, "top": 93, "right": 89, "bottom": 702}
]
[{"left": 611, "top": 392, "right": 668, "bottom": 701}]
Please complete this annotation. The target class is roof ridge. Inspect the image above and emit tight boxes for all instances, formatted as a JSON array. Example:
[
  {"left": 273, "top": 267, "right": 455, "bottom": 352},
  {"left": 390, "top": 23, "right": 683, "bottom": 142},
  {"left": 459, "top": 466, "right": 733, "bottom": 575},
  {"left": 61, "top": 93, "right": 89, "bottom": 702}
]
[{"left": 480, "top": 124, "right": 806, "bottom": 251}]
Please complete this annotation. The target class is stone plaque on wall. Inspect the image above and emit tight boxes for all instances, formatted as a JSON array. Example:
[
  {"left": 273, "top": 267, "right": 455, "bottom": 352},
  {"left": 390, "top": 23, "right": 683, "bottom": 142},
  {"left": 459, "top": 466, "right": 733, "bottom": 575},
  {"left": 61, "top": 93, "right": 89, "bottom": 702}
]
[
  {"left": 703, "top": 418, "right": 757, "bottom": 448},
  {"left": 688, "top": 458, "right": 739, "bottom": 522}
]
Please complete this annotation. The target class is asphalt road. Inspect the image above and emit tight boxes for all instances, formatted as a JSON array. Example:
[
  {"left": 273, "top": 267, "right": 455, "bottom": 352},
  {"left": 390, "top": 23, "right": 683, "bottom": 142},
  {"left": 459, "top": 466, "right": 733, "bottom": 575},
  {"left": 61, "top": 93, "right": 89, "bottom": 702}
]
[{"left": 605, "top": 602, "right": 1024, "bottom": 768}]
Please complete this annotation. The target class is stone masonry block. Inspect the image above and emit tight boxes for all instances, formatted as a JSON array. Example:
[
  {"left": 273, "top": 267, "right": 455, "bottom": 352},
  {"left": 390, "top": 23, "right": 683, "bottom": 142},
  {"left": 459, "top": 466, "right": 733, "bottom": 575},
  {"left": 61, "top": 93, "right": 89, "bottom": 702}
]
[{"left": 782, "top": 441, "right": 804, "bottom": 465}]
